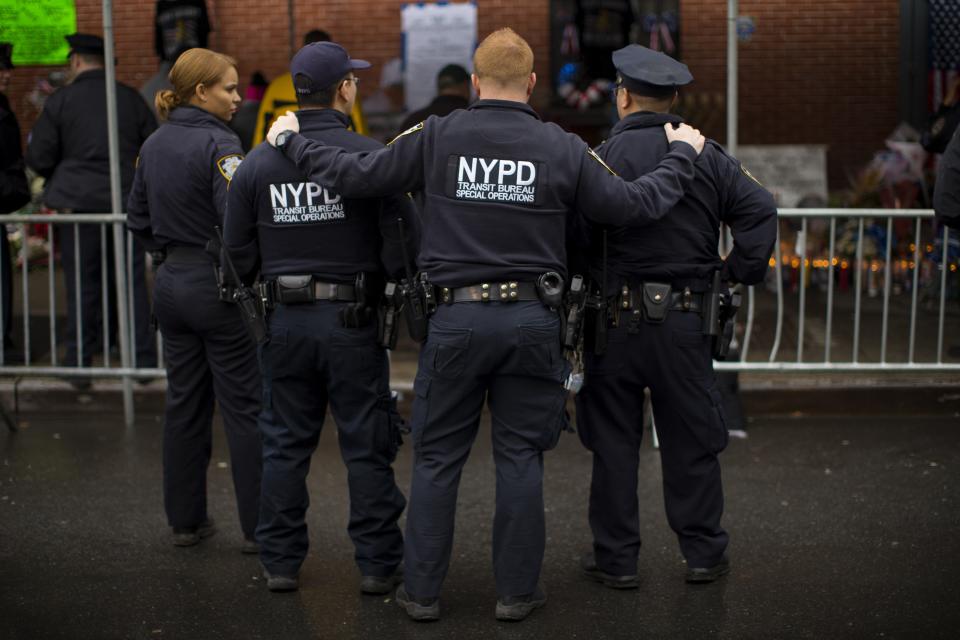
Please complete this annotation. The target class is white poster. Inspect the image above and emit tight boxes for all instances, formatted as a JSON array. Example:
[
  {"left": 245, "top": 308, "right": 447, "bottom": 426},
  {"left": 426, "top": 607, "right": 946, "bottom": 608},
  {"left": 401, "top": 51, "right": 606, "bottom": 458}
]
[
  {"left": 401, "top": 2, "right": 477, "bottom": 111},
  {"left": 736, "top": 145, "right": 829, "bottom": 208}
]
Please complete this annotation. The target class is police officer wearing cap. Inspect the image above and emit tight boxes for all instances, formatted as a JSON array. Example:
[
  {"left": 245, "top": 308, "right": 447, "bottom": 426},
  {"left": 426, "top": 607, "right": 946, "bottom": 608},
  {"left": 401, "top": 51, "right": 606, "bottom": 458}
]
[
  {"left": 0, "top": 42, "right": 30, "bottom": 360},
  {"left": 573, "top": 44, "right": 777, "bottom": 588},
  {"left": 127, "top": 48, "right": 262, "bottom": 553},
  {"left": 267, "top": 28, "right": 706, "bottom": 622},
  {"left": 25, "top": 33, "right": 157, "bottom": 376},
  {"left": 224, "top": 41, "right": 417, "bottom": 594}
]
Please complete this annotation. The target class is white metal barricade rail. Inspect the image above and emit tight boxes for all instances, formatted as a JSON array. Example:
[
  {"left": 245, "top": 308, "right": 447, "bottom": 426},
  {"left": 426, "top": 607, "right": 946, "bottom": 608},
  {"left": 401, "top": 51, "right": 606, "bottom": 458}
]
[
  {"left": 0, "top": 213, "right": 165, "bottom": 427},
  {"left": 1, "top": 209, "right": 957, "bottom": 429},
  {"left": 720, "top": 208, "right": 959, "bottom": 372}
]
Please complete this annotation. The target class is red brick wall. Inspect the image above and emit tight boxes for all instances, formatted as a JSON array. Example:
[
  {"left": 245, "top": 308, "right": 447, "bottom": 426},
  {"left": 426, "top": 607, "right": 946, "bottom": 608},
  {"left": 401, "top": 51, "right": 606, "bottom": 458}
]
[
  {"left": 683, "top": 0, "right": 901, "bottom": 190},
  {"left": 5, "top": 0, "right": 899, "bottom": 190}
]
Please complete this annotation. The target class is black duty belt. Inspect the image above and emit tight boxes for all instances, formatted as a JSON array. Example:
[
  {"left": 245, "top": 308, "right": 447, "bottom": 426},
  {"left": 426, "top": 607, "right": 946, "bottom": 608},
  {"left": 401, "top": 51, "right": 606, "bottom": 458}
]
[
  {"left": 165, "top": 245, "right": 216, "bottom": 264},
  {"left": 439, "top": 281, "right": 539, "bottom": 304},
  {"left": 262, "top": 278, "right": 357, "bottom": 306},
  {"left": 619, "top": 285, "right": 704, "bottom": 313}
]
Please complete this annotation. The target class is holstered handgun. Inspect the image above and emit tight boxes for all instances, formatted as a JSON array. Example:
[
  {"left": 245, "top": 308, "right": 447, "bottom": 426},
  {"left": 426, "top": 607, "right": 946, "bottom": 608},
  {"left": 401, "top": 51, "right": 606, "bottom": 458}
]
[
  {"left": 395, "top": 216, "right": 428, "bottom": 342},
  {"left": 339, "top": 272, "right": 373, "bottom": 328},
  {"left": 702, "top": 270, "right": 740, "bottom": 360},
  {"left": 563, "top": 275, "right": 586, "bottom": 352},
  {"left": 378, "top": 281, "right": 403, "bottom": 350},
  {"left": 400, "top": 276, "right": 428, "bottom": 343},
  {"left": 213, "top": 227, "right": 268, "bottom": 345}
]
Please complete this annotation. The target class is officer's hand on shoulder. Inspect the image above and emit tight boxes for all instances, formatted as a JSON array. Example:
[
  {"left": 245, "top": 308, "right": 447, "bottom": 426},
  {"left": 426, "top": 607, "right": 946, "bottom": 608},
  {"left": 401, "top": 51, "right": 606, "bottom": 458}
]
[
  {"left": 664, "top": 123, "right": 705, "bottom": 155},
  {"left": 267, "top": 111, "right": 300, "bottom": 147}
]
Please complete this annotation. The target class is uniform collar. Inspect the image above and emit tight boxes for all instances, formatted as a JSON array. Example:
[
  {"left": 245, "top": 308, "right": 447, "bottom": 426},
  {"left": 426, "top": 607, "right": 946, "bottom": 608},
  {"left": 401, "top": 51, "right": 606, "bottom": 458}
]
[
  {"left": 72, "top": 68, "right": 106, "bottom": 83},
  {"left": 468, "top": 99, "right": 541, "bottom": 120},
  {"left": 611, "top": 110, "right": 684, "bottom": 136},
  {"left": 296, "top": 108, "right": 350, "bottom": 132},
  {"left": 168, "top": 104, "right": 235, "bottom": 133},
  {"left": 430, "top": 94, "right": 470, "bottom": 109}
]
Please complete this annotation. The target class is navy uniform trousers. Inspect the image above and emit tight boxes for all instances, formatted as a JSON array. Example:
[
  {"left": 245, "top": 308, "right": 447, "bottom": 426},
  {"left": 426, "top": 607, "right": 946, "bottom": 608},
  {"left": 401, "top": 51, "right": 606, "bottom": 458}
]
[
  {"left": 257, "top": 302, "right": 406, "bottom": 578},
  {"left": 405, "top": 301, "right": 569, "bottom": 599},
  {"left": 153, "top": 258, "right": 262, "bottom": 536},
  {"left": 575, "top": 309, "right": 729, "bottom": 575}
]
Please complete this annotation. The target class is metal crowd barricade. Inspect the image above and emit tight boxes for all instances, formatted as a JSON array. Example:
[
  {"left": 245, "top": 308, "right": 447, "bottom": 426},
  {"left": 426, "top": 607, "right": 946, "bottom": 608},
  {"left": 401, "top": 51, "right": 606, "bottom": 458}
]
[
  {"left": 1, "top": 208, "right": 957, "bottom": 429},
  {"left": 0, "top": 213, "right": 166, "bottom": 428},
  {"left": 718, "top": 208, "right": 959, "bottom": 372}
]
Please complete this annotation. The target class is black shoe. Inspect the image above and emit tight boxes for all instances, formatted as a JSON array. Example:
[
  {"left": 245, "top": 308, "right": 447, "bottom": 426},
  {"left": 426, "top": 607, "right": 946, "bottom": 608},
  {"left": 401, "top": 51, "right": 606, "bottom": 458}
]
[
  {"left": 241, "top": 537, "right": 259, "bottom": 555},
  {"left": 262, "top": 566, "right": 299, "bottom": 592},
  {"left": 361, "top": 567, "right": 403, "bottom": 595},
  {"left": 685, "top": 555, "right": 730, "bottom": 584},
  {"left": 495, "top": 585, "right": 547, "bottom": 622},
  {"left": 172, "top": 518, "right": 216, "bottom": 547},
  {"left": 396, "top": 586, "right": 440, "bottom": 622},
  {"left": 580, "top": 552, "right": 639, "bottom": 589}
]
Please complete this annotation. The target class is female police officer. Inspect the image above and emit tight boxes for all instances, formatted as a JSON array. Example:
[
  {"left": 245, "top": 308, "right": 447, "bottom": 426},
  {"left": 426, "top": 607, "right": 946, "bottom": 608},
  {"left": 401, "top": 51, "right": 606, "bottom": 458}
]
[{"left": 127, "top": 48, "right": 261, "bottom": 553}]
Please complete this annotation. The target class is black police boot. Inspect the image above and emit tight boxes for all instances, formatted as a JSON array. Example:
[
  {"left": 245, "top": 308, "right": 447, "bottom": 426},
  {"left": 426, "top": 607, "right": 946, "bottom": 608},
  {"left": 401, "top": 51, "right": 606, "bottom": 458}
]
[
  {"left": 360, "top": 566, "right": 403, "bottom": 595},
  {"left": 580, "top": 552, "right": 639, "bottom": 589},
  {"left": 495, "top": 585, "right": 547, "bottom": 622},
  {"left": 172, "top": 518, "right": 216, "bottom": 547},
  {"left": 262, "top": 566, "right": 299, "bottom": 592},
  {"left": 395, "top": 586, "right": 440, "bottom": 622},
  {"left": 685, "top": 555, "right": 730, "bottom": 584},
  {"left": 241, "top": 537, "right": 259, "bottom": 555}
]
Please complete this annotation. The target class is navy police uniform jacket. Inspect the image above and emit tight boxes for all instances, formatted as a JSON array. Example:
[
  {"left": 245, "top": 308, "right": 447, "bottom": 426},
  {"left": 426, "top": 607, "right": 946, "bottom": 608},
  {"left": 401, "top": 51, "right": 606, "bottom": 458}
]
[
  {"left": 127, "top": 105, "right": 243, "bottom": 250},
  {"left": 224, "top": 108, "right": 418, "bottom": 284},
  {"left": 26, "top": 69, "right": 156, "bottom": 212},
  {"left": 0, "top": 92, "right": 30, "bottom": 214},
  {"left": 934, "top": 125, "right": 960, "bottom": 230},
  {"left": 281, "top": 99, "right": 700, "bottom": 287},
  {"left": 586, "top": 111, "right": 777, "bottom": 289}
]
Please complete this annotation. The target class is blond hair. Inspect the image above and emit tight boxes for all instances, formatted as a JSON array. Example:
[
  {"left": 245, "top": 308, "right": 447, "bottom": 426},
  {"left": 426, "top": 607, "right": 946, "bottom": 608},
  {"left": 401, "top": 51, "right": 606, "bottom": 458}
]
[
  {"left": 473, "top": 28, "right": 534, "bottom": 89},
  {"left": 155, "top": 48, "right": 237, "bottom": 120}
]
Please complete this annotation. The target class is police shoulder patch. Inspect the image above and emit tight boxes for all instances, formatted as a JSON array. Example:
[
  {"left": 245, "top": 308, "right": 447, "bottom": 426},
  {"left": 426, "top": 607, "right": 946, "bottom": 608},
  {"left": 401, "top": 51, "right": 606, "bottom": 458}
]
[
  {"left": 740, "top": 164, "right": 763, "bottom": 187},
  {"left": 387, "top": 122, "right": 424, "bottom": 146},
  {"left": 587, "top": 148, "right": 617, "bottom": 176},
  {"left": 217, "top": 154, "right": 244, "bottom": 182}
]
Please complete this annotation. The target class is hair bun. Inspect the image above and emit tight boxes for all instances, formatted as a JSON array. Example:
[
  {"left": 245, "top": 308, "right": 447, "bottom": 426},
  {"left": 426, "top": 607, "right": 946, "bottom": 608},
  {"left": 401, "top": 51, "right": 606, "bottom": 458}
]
[{"left": 155, "top": 89, "right": 180, "bottom": 120}]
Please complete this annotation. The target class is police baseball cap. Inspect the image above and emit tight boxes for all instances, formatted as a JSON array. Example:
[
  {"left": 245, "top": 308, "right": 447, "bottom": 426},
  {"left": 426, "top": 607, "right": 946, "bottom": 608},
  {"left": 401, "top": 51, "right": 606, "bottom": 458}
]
[
  {"left": 290, "top": 42, "right": 371, "bottom": 94},
  {"left": 0, "top": 42, "right": 13, "bottom": 70},
  {"left": 612, "top": 44, "right": 692, "bottom": 96},
  {"left": 65, "top": 33, "right": 106, "bottom": 58}
]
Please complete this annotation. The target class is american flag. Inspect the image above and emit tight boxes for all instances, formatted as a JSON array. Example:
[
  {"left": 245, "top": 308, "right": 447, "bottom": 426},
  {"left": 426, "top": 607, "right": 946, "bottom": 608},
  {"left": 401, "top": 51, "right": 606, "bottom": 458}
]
[{"left": 930, "top": 0, "right": 960, "bottom": 109}]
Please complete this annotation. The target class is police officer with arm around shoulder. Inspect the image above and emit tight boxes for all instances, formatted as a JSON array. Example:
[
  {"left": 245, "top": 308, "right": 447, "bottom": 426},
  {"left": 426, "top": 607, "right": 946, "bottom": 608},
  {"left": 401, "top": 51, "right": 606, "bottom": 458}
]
[
  {"left": 573, "top": 45, "right": 777, "bottom": 588},
  {"left": 126, "top": 48, "right": 261, "bottom": 553},
  {"left": 224, "top": 41, "right": 416, "bottom": 595},
  {"left": 267, "top": 28, "right": 706, "bottom": 621}
]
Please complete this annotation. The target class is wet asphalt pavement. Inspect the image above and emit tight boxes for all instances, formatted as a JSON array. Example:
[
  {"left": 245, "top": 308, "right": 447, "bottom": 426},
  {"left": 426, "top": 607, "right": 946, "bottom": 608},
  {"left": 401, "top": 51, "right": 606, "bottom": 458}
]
[{"left": 1, "top": 389, "right": 960, "bottom": 639}]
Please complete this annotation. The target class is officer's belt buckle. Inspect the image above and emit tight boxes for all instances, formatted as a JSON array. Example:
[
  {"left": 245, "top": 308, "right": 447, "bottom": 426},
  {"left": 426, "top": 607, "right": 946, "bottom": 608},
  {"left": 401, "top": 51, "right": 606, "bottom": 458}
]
[
  {"left": 313, "top": 281, "right": 356, "bottom": 302},
  {"left": 441, "top": 287, "right": 452, "bottom": 305}
]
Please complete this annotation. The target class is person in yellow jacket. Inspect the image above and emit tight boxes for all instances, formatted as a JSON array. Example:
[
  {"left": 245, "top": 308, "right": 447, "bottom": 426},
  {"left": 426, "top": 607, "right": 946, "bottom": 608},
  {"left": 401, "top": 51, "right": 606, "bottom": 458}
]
[{"left": 252, "top": 29, "right": 368, "bottom": 145}]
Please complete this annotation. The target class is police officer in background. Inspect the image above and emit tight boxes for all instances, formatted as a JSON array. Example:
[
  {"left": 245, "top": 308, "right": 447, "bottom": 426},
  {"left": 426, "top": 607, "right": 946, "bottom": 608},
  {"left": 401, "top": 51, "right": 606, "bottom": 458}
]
[
  {"left": 127, "top": 48, "right": 261, "bottom": 553},
  {"left": 0, "top": 43, "right": 31, "bottom": 361},
  {"left": 224, "top": 42, "right": 416, "bottom": 594},
  {"left": 25, "top": 33, "right": 157, "bottom": 378},
  {"left": 397, "top": 63, "right": 471, "bottom": 134},
  {"left": 267, "top": 28, "right": 705, "bottom": 622},
  {"left": 573, "top": 45, "right": 777, "bottom": 588}
]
